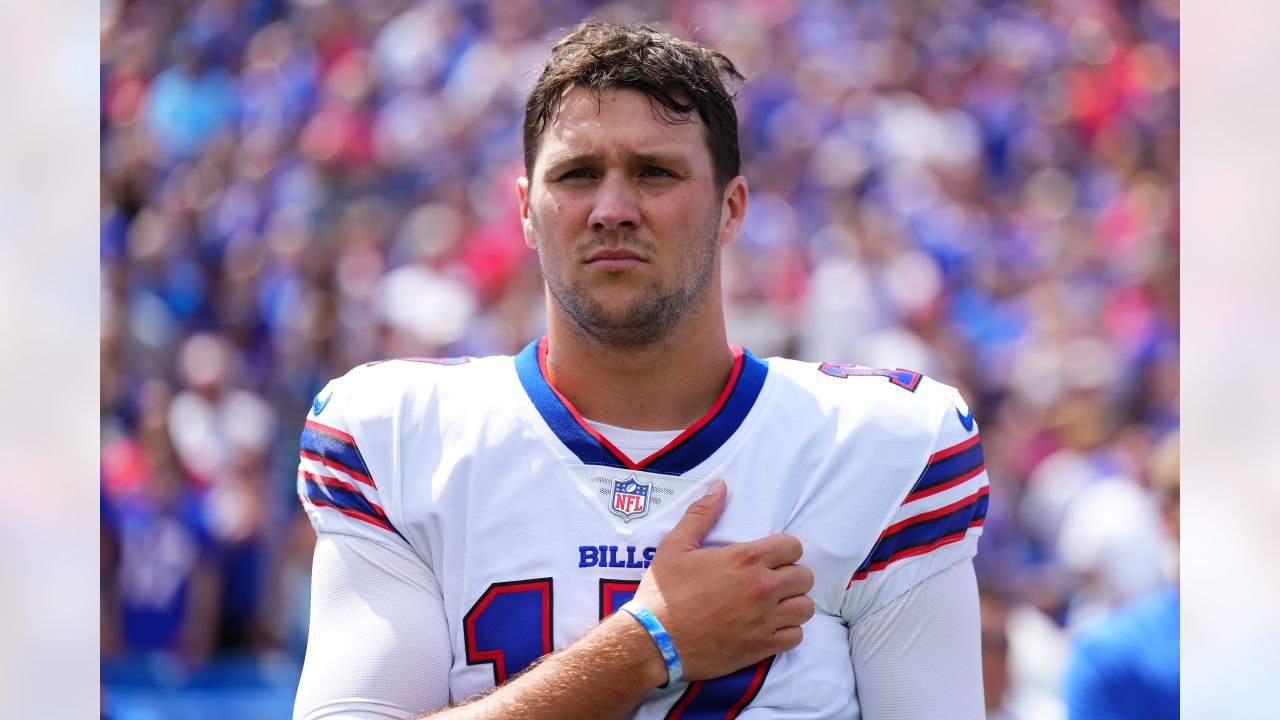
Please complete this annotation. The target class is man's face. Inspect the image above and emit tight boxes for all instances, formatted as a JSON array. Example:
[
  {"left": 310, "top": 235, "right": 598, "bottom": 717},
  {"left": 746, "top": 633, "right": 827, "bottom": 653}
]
[{"left": 518, "top": 87, "right": 745, "bottom": 347}]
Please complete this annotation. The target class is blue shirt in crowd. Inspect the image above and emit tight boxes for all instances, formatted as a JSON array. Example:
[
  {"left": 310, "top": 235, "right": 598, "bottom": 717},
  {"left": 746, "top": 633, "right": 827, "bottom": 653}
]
[{"left": 1066, "top": 586, "right": 1180, "bottom": 720}]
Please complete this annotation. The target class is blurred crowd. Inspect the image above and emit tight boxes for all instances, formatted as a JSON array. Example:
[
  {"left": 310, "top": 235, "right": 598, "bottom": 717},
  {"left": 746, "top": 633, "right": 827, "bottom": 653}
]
[{"left": 100, "top": 0, "right": 1179, "bottom": 717}]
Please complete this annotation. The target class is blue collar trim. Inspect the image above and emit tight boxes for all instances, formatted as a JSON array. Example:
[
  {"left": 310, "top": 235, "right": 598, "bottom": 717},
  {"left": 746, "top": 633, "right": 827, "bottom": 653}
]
[{"left": 514, "top": 338, "right": 768, "bottom": 474}]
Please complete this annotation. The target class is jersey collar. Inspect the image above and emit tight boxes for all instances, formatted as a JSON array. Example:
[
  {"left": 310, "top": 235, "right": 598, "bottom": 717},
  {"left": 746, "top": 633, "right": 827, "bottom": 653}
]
[{"left": 514, "top": 337, "right": 769, "bottom": 474}]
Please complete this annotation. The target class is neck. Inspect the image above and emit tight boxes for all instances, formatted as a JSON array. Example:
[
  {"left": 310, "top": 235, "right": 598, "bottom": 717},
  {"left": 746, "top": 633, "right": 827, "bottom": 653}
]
[{"left": 543, "top": 298, "right": 734, "bottom": 431}]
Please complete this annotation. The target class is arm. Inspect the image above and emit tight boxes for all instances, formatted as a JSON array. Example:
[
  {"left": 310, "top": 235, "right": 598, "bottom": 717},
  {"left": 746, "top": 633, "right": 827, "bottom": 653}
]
[
  {"left": 296, "top": 535, "right": 666, "bottom": 720},
  {"left": 843, "top": 388, "right": 989, "bottom": 718},
  {"left": 422, "top": 613, "right": 667, "bottom": 720},
  {"left": 296, "top": 533, "right": 663, "bottom": 720},
  {"left": 294, "top": 533, "right": 452, "bottom": 720},
  {"left": 847, "top": 560, "right": 985, "bottom": 720},
  {"left": 297, "top": 480, "right": 815, "bottom": 720}
]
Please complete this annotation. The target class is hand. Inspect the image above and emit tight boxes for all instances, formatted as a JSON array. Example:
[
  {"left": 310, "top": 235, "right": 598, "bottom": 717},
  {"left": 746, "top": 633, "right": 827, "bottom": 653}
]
[{"left": 631, "top": 479, "right": 815, "bottom": 681}]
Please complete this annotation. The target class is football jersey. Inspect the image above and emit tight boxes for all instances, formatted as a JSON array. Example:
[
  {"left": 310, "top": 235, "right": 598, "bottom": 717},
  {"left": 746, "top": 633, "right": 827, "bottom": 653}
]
[{"left": 297, "top": 337, "right": 988, "bottom": 719}]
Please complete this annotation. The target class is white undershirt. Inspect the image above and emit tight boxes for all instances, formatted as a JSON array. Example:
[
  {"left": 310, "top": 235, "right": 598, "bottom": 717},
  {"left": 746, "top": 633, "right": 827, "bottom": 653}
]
[{"left": 583, "top": 419, "right": 683, "bottom": 463}]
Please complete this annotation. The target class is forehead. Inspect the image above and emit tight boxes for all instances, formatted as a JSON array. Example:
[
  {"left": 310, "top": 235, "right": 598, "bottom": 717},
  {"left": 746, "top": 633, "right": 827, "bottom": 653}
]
[{"left": 533, "top": 86, "right": 710, "bottom": 169}]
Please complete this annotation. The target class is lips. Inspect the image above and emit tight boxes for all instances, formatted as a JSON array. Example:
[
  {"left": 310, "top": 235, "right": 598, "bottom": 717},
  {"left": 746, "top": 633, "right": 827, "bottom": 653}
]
[
  {"left": 584, "top": 248, "right": 647, "bottom": 270},
  {"left": 586, "top": 248, "right": 646, "bottom": 262}
]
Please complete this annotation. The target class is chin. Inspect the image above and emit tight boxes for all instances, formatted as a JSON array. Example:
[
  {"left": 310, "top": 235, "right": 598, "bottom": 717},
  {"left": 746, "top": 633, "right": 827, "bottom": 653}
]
[
  {"left": 567, "top": 298, "right": 669, "bottom": 345},
  {"left": 551, "top": 276, "right": 691, "bottom": 345},
  {"left": 581, "top": 284, "right": 651, "bottom": 314}
]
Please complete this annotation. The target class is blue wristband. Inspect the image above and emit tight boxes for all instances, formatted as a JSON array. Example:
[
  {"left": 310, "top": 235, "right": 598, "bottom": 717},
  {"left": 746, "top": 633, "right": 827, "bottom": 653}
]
[{"left": 619, "top": 599, "right": 684, "bottom": 688}]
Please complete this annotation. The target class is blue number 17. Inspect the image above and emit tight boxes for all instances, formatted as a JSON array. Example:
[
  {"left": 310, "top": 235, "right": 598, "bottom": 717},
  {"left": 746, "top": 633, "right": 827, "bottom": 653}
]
[{"left": 464, "top": 578, "right": 774, "bottom": 719}]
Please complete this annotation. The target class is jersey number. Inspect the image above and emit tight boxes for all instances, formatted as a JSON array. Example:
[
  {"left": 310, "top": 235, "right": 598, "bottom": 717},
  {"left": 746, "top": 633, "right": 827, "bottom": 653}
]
[
  {"left": 464, "top": 578, "right": 774, "bottom": 719},
  {"left": 818, "top": 363, "right": 922, "bottom": 392}
]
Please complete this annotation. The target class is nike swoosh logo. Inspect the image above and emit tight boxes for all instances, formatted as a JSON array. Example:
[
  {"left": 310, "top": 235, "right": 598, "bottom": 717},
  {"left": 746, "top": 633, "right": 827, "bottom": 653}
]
[
  {"left": 956, "top": 407, "right": 975, "bottom": 432},
  {"left": 312, "top": 391, "right": 333, "bottom": 416}
]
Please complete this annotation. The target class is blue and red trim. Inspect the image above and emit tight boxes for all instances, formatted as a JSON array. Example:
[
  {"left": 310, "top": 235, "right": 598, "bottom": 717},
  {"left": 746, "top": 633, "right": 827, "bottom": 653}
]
[
  {"left": 298, "top": 470, "right": 406, "bottom": 542},
  {"left": 300, "top": 420, "right": 376, "bottom": 488},
  {"left": 818, "top": 363, "right": 923, "bottom": 391},
  {"left": 848, "top": 486, "right": 989, "bottom": 586},
  {"left": 903, "top": 434, "right": 986, "bottom": 503},
  {"left": 514, "top": 337, "right": 768, "bottom": 474}
]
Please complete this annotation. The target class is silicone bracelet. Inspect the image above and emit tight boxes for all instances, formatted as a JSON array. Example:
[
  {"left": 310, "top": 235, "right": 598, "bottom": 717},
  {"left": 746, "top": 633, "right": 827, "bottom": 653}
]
[{"left": 619, "top": 599, "right": 685, "bottom": 688}]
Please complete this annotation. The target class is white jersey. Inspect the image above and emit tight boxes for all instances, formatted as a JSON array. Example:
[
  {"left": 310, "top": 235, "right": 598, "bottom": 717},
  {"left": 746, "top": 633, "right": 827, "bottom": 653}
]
[{"left": 297, "top": 338, "right": 988, "bottom": 718}]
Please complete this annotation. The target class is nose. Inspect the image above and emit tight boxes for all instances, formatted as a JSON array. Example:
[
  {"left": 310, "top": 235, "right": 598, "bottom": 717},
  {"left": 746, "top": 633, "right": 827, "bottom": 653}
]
[{"left": 587, "top": 174, "right": 640, "bottom": 232}]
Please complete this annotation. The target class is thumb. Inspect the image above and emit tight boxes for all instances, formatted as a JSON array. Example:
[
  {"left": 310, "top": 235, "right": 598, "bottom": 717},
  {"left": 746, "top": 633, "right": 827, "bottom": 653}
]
[{"left": 664, "top": 479, "right": 726, "bottom": 551}]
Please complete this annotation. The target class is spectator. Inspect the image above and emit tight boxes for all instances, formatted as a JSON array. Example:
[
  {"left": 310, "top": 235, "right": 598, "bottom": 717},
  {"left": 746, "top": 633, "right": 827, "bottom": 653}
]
[
  {"left": 1064, "top": 431, "right": 1179, "bottom": 719},
  {"left": 100, "top": 0, "right": 1179, "bottom": 714}
]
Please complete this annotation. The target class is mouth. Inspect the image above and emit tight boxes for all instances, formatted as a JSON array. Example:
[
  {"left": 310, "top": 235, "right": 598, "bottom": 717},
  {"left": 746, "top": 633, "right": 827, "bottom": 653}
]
[{"left": 584, "top": 248, "right": 648, "bottom": 270}]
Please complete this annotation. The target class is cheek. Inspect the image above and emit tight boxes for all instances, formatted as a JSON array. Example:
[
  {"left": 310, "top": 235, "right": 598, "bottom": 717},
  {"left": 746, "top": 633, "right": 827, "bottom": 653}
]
[
  {"left": 527, "top": 202, "right": 573, "bottom": 266},
  {"left": 531, "top": 192, "right": 582, "bottom": 234},
  {"left": 656, "top": 189, "right": 718, "bottom": 229}
]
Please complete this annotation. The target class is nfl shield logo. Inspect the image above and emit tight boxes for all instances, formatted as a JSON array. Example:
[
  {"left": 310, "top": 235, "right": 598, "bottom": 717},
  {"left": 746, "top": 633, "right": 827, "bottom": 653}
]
[{"left": 610, "top": 476, "right": 650, "bottom": 521}]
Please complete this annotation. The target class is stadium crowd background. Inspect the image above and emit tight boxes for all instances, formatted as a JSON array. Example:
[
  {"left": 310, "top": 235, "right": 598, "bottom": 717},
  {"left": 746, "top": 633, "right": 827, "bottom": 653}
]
[{"left": 99, "top": 0, "right": 1180, "bottom": 717}]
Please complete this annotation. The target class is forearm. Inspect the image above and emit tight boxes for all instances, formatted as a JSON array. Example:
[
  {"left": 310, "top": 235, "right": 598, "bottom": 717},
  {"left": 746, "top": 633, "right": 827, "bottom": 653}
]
[{"left": 423, "top": 613, "right": 667, "bottom": 720}]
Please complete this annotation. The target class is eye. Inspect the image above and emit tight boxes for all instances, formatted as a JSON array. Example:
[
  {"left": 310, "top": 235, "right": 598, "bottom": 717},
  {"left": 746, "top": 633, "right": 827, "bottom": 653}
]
[
  {"left": 641, "top": 166, "right": 677, "bottom": 178},
  {"left": 557, "top": 168, "right": 595, "bottom": 181}
]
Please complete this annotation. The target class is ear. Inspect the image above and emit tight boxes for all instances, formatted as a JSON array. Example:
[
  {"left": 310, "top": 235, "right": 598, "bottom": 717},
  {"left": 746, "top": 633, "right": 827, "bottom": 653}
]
[
  {"left": 717, "top": 175, "right": 749, "bottom": 248},
  {"left": 516, "top": 176, "right": 536, "bottom": 250}
]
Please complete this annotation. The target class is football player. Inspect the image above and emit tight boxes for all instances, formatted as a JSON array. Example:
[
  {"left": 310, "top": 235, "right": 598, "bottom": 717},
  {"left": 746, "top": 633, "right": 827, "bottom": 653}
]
[{"left": 295, "top": 21, "right": 987, "bottom": 720}]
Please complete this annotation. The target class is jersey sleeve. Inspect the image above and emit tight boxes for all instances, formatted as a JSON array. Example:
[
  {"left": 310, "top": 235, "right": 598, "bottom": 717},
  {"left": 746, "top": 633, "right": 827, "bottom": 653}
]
[
  {"left": 846, "top": 559, "right": 985, "bottom": 719},
  {"left": 297, "top": 371, "right": 411, "bottom": 550},
  {"left": 294, "top": 533, "right": 452, "bottom": 719},
  {"left": 841, "top": 388, "right": 989, "bottom": 623},
  {"left": 294, "top": 369, "right": 452, "bottom": 719}
]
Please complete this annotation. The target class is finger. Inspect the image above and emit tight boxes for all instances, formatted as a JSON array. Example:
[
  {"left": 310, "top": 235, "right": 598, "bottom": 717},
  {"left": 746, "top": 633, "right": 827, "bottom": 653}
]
[
  {"left": 661, "top": 479, "right": 726, "bottom": 552},
  {"left": 771, "top": 563, "right": 815, "bottom": 599},
  {"left": 770, "top": 625, "right": 804, "bottom": 653},
  {"left": 773, "top": 594, "right": 816, "bottom": 627},
  {"left": 747, "top": 533, "right": 804, "bottom": 568}
]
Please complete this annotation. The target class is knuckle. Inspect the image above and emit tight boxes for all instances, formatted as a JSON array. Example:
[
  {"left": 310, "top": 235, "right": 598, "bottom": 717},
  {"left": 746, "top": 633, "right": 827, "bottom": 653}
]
[
  {"left": 747, "top": 575, "right": 774, "bottom": 601},
  {"left": 735, "top": 544, "right": 763, "bottom": 567}
]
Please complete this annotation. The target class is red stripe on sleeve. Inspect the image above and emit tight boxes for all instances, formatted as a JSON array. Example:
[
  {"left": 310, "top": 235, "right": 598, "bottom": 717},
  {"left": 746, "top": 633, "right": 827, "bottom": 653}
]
[
  {"left": 304, "top": 497, "right": 399, "bottom": 535},
  {"left": 298, "top": 450, "right": 376, "bottom": 488},
  {"left": 305, "top": 419, "right": 358, "bottom": 446},
  {"left": 903, "top": 464, "right": 987, "bottom": 504},
  {"left": 926, "top": 433, "right": 981, "bottom": 464},
  {"left": 880, "top": 485, "right": 989, "bottom": 538}
]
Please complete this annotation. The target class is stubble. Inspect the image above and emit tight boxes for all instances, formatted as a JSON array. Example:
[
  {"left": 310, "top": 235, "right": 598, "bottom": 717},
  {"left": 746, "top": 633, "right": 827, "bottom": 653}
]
[{"left": 535, "top": 210, "right": 721, "bottom": 349}]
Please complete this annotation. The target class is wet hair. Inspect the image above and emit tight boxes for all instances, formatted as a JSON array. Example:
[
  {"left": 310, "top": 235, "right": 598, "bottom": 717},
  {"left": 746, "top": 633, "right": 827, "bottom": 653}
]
[{"left": 523, "top": 21, "right": 745, "bottom": 190}]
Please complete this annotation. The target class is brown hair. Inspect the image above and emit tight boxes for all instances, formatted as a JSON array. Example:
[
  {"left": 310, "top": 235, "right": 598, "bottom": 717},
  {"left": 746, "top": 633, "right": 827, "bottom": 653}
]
[{"left": 523, "top": 21, "right": 745, "bottom": 190}]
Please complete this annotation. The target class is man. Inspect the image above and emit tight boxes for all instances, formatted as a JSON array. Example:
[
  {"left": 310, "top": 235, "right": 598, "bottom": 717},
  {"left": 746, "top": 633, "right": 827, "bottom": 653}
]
[
  {"left": 1065, "top": 431, "right": 1179, "bottom": 719},
  {"left": 295, "top": 21, "right": 987, "bottom": 720}
]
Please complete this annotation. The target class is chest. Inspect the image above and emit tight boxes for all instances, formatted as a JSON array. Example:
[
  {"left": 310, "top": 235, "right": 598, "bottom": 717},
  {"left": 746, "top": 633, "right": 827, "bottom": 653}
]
[{"left": 395, "top": 438, "right": 902, "bottom": 717}]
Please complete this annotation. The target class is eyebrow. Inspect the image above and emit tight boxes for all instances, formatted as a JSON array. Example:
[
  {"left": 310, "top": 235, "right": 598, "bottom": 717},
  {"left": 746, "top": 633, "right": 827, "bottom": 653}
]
[{"left": 542, "top": 151, "right": 693, "bottom": 173}]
